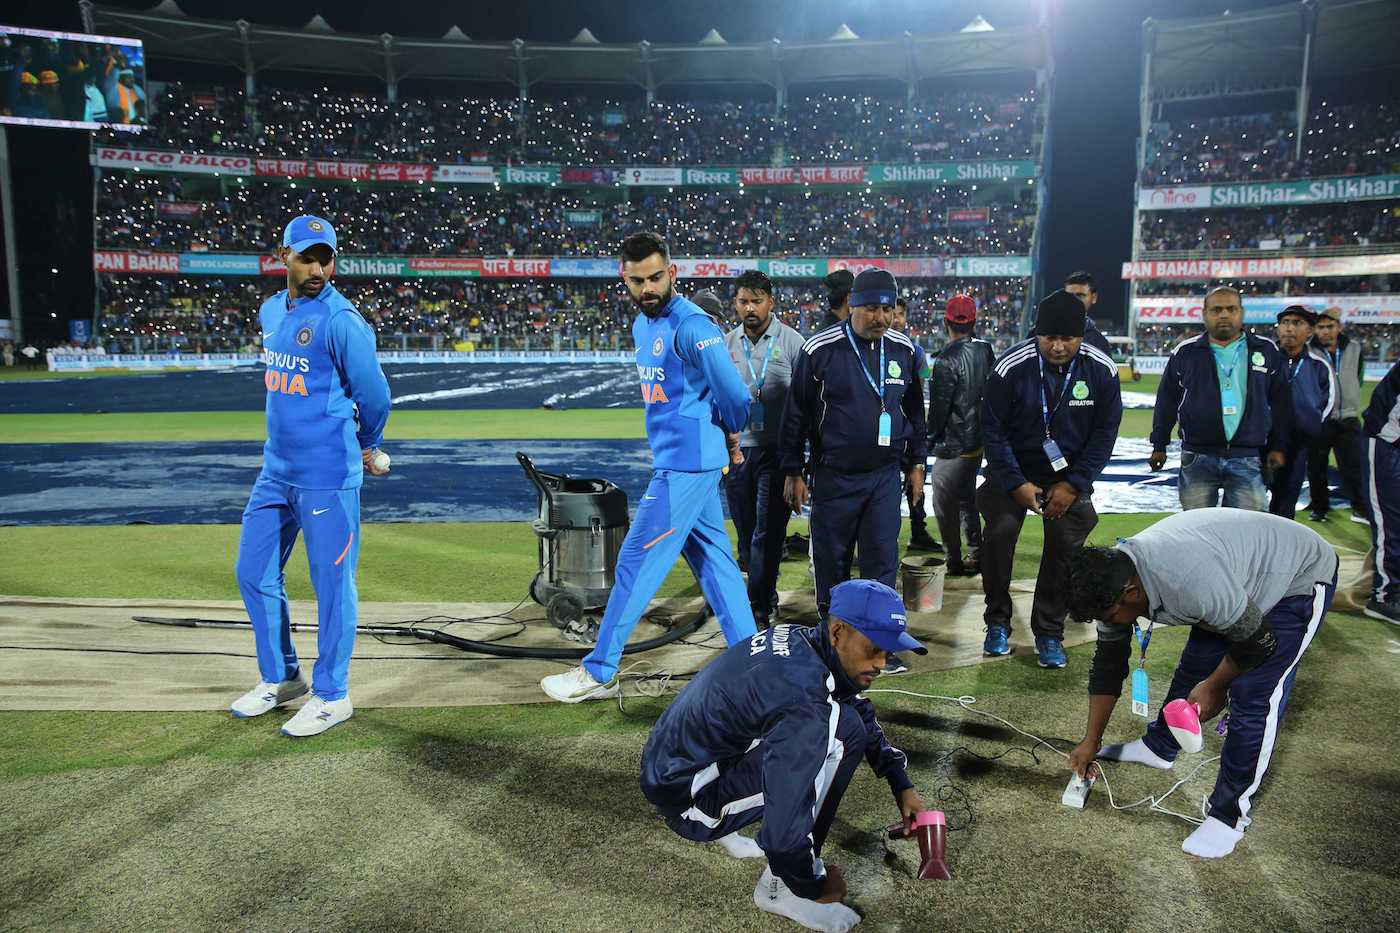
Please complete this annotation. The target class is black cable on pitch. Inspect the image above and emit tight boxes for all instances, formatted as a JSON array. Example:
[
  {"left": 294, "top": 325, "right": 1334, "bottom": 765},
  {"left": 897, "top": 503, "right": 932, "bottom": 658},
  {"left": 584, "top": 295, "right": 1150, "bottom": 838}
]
[{"left": 133, "top": 602, "right": 711, "bottom": 660}]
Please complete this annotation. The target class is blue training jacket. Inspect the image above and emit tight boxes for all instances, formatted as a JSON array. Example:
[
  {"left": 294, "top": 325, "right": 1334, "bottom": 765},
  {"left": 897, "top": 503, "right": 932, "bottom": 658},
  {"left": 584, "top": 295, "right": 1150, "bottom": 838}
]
[
  {"left": 778, "top": 322, "right": 929, "bottom": 475},
  {"left": 1150, "top": 333, "right": 1292, "bottom": 456},
  {"left": 634, "top": 293, "right": 752, "bottom": 472},
  {"left": 640, "top": 623, "right": 913, "bottom": 900},
  {"left": 981, "top": 338, "right": 1123, "bottom": 492},
  {"left": 1283, "top": 346, "right": 1337, "bottom": 439},
  {"left": 1363, "top": 359, "right": 1400, "bottom": 446},
  {"left": 257, "top": 283, "right": 391, "bottom": 490}
]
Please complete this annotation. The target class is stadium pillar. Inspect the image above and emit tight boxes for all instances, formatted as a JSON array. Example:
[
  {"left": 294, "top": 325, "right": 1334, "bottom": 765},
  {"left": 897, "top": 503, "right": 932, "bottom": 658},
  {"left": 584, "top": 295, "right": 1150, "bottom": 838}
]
[
  {"left": 1295, "top": 1, "right": 1318, "bottom": 161},
  {"left": 512, "top": 39, "right": 529, "bottom": 132},
  {"left": 382, "top": 34, "right": 398, "bottom": 103},
  {"left": 236, "top": 21, "right": 257, "bottom": 107},
  {"left": 639, "top": 41, "right": 656, "bottom": 106},
  {"left": 770, "top": 40, "right": 786, "bottom": 115},
  {"left": 0, "top": 125, "right": 20, "bottom": 344},
  {"left": 1130, "top": 20, "right": 1159, "bottom": 350}
]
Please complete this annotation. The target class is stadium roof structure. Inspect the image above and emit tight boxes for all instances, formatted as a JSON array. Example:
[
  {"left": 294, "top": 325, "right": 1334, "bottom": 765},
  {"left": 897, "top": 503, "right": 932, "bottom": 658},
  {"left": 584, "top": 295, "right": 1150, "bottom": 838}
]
[
  {"left": 80, "top": 1, "right": 1047, "bottom": 98},
  {"left": 1143, "top": 0, "right": 1400, "bottom": 103}
]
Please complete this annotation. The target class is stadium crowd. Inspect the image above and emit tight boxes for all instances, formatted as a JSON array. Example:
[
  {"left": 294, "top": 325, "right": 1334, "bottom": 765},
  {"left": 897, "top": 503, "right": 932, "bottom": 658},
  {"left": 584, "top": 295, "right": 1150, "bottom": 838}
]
[
  {"left": 96, "top": 82, "right": 1043, "bottom": 165},
  {"left": 94, "top": 275, "right": 1030, "bottom": 355},
  {"left": 96, "top": 174, "right": 1036, "bottom": 257},
  {"left": 1137, "top": 201, "right": 1399, "bottom": 252},
  {"left": 1140, "top": 100, "right": 1400, "bottom": 185}
]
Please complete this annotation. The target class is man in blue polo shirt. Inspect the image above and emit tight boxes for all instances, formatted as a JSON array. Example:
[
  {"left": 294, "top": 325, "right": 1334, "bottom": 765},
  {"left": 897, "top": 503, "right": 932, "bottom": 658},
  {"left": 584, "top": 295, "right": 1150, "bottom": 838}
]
[
  {"left": 541, "top": 233, "right": 756, "bottom": 703},
  {"left": 230, "top": 214, "right": 392, "bottom": 738},
  {"left": 1149, "top": 286, "right": 1291, "bottom": 510}
]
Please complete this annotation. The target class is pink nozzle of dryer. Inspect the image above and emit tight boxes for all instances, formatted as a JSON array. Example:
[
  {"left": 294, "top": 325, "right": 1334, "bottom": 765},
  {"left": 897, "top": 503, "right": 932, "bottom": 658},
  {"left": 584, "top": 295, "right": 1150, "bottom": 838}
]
[
  {"left": 1163, "top": 698, "right": 1204, "bottom": 753},
  {"left": 913, "top": 810, "right": 951, "bottom": 880}
]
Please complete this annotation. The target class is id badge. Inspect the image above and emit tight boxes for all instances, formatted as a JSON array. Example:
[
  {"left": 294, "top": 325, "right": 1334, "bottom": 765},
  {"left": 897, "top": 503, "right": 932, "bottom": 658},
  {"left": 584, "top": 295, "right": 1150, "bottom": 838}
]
[
  {"left": 1222, "top": 405, "right": 1238, "bottom": 416},
  {"left": 1042, "top": 438, "right": 1069, "bottom": 472},
  {"left": 749, "top": 401, "right": 765, "bottom": 432},
  {"left": 877, "top": 411, "right": 892, "bottom": 447},
  {"left": 1130, "top": 668, "right": 1150, "bottom": 719}
]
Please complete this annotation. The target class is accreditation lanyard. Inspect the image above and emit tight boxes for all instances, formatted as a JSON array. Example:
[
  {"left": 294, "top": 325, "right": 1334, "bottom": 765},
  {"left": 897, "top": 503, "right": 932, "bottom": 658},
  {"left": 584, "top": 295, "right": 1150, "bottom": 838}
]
[
  {"left": 1037, "top": 354, "right": 1078, "bottom": 439},
  {"left": 845, "top": 322, "right": 886, "bottom": 410},
  {"left": 845, "top": 322, "right": 892, "bottom": 446},
  {"left": 1217, "top": 339, "right": 1245, "bottom": 390},
  {"left": 1288, "top": 355, "right": 1303, "bottom": 381},
  {"left": 1130, "top": 620, "right": 1154, "bottom": 718},
  {"left": 740, "top": 331, "right": 773, "bottom": 391}
]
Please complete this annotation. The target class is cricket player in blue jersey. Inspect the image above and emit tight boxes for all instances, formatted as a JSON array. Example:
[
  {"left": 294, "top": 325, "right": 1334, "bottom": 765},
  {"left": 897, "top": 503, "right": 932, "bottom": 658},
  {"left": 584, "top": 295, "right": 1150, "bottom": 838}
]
[
  {"left": 542, "top": 233, "right": 757, "bottom": 702},
  {"left": 229, "top": 214, "right": 392, "bottom": 737}
]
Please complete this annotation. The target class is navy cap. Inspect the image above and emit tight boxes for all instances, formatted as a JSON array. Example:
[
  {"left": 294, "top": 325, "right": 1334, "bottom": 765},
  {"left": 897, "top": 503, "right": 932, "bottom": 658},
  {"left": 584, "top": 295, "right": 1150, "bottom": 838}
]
[
  {"left": 1277, "top": 305, "right": 1317, "bottom": 326},
  {"left": 1034, "top": 289, "right": 1087, "bottom": 338},
  {"left": 849, "top": 268, "right": 898, "bottom": 309},
  {"left": 282, "top": 214, "right": 337, "bottom": 255},
  {"left": 829, "top": 579, "right": 927, "bottom": 655}
]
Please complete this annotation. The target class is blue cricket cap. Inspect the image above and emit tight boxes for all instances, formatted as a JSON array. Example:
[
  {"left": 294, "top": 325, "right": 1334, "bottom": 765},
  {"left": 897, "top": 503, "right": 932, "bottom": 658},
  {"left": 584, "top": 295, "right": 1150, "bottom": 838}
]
[
  {"left": 849, "top": 268, "right": 898, "bottom": 309},
  {"left": 829, "top": 579, "right": 926, "bottom": 655},
  {"left": 282, "top": 214, "right": 337, "bottom": 255}
]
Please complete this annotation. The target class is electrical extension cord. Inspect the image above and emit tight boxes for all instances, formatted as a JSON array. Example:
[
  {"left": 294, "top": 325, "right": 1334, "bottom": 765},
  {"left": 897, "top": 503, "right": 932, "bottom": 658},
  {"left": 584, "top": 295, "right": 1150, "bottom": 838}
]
[{"left": 866, "top": 688, "right": 1216, "bottom": 826}]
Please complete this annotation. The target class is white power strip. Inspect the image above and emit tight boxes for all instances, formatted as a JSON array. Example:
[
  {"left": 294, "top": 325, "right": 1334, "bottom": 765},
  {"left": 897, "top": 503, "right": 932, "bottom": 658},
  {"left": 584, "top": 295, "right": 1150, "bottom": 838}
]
[{"left": 1061, "top": 774, "right": 1095, "bottom": 809}]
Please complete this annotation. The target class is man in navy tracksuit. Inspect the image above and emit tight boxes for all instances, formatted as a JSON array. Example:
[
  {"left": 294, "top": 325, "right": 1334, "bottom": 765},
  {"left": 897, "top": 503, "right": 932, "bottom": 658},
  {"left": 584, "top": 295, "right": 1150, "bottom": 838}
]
[
  {"left": 1149, "top": 286, "right": 1291, "bottom": 510},
  {"left": 1361, "top": 360, "right": 1400, "bottom": 624},
  {"left": 1268, "top": 306, "right": 1335, "bottom": 519},
  {"left": 979, "top": 290, "right": 1123, "bottom": 669},
  {"left": 641, "top": 580, "right": 928, "bottom": 933},
  {"left": 779, "top": 269, "right": 928, "bottom": 629},
  {"left": 1066, "top": 511, "right": 1337, "bottom": 859}
]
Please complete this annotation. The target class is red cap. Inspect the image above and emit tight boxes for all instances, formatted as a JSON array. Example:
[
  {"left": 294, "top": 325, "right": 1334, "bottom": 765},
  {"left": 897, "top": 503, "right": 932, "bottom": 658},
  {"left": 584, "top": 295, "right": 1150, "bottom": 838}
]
[{"left": 945, "top": 294, "right": 977, "bottom": 325}]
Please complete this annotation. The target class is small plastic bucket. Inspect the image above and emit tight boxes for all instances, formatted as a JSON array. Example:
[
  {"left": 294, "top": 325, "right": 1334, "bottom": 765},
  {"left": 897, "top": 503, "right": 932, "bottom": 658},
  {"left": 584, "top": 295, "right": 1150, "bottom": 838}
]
[{"left": 900, "top": 555, "right": 947, "bottom": 613}]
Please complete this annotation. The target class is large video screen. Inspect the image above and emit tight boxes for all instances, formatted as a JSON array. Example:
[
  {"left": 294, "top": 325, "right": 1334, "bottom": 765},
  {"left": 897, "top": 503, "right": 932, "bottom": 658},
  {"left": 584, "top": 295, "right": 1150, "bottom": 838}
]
[{"left": 0, "top": 25, "right": 146, "bottom": 132}]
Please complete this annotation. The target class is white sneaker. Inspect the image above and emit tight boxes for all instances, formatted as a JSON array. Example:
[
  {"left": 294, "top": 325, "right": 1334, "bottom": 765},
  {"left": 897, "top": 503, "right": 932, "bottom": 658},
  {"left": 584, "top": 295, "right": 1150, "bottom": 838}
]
[
  {"left": 281, "top": 695, "right": 353, "bottom": 737},
  {"left": 230, "top": 674, "right": 308, "bottom": 718},
  {"left": 752, "top": 866, "right": 861, "bottom": 933},
  {"left": 540, "top": 665, "right": 620, "bottom": 703}
]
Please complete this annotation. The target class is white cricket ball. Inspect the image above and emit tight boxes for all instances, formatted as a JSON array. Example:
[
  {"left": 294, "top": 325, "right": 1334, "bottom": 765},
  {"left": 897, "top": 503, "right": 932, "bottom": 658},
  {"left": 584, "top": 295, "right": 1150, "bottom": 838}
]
[{"left": 371, "top": 450, "right": 391, "bottom": 472}]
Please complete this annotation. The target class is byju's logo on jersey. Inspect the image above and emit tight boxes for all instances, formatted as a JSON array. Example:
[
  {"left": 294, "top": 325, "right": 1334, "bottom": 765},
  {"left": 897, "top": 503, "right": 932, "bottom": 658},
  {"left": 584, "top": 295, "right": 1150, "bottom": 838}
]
[
  {"left": 296, "top": 326, "right": 314, "bottom": 347},
  {"left": 652, "top": 337, "right": 664, "bottom": 357}
]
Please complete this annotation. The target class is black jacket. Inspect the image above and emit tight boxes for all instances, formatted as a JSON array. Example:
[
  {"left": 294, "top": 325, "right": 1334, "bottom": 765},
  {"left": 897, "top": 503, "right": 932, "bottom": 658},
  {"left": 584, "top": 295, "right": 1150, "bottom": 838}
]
[
  {"left": 779, "top": 322, "right": 929, "bottom": 474},
  {"left": 1150, "top": 332, "right": 1292, "bottom": 456},
  {"left": 982, "top": 338, "right": 1124, "bottom": 492},
  {"left": 927, "top": 336, "right": 996, "bottom": 457}
]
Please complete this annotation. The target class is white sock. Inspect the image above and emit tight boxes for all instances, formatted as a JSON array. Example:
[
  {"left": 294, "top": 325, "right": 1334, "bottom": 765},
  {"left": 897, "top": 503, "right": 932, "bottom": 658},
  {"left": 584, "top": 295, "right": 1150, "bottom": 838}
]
[
  {"left": 1182, "top": 817, "right": 1244, "bottom": 859},
  {"left": 716, "top": 832, "right": 764, "bottom": 859},
  {"left": 753, "top": 867, "right": 862, "bottom": 933},
  {"left": 1097, "top": 738, "right": 1174, "bottom": 770}
]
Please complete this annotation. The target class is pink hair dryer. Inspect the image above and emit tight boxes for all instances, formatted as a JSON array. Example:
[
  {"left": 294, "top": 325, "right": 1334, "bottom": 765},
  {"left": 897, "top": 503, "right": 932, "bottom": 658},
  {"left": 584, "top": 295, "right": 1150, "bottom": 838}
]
[
  {"left": 887, "top": 810, "right": 951, "bottom": 880},
  {"left": 1163, "top": 698, "right": 1204, "bottom": 754}
]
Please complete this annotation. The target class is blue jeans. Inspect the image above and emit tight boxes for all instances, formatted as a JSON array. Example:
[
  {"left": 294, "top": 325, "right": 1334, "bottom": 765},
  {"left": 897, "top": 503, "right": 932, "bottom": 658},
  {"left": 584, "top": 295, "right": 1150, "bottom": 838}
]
[{"left": 1178, "top": 452, "right": 1267, "bottom": 511}]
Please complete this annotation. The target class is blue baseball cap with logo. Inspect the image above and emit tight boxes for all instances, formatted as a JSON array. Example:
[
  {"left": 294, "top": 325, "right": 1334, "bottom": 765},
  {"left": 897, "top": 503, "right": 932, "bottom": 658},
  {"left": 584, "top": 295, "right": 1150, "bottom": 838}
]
[
  {"left": 828, "top": 579, "right": 926, "bottom": 655},
  {"left": 282, "top": 214, "right": 337, "bottom": 255},
  {"left": 849, "top": 268, "right": 898, "bottom": 309}
]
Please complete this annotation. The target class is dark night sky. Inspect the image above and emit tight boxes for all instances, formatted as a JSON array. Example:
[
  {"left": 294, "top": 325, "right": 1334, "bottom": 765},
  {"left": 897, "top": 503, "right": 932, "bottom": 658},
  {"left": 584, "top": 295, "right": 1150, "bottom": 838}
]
[{"left": 1, "top": 0, "right": 1286, "bottom": 342}]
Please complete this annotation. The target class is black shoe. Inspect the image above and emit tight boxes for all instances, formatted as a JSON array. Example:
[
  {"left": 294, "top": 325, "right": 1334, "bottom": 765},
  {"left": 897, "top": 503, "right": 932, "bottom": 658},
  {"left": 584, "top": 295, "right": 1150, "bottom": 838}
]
[
  {"left": 882, "top": 654, "right": 910, "bottom": 675},
  {"left": 908, "top": 533, "right": 944, "bottom": 554},
  {"left": 1306, "top": 511, "right": 1328, "bottom": 523},
  {"left": 947, "top": 560, "right": 979, "bottom": 578},
  {"left": 1364, "top": 598, "right": 1400, "bottom": 625}
]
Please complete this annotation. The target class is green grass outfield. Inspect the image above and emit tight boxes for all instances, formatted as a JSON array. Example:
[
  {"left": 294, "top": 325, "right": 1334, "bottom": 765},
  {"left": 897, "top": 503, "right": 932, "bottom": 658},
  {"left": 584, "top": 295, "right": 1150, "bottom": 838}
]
[{"left": 2, "top": 384, "right": 1396, "bottom": 931}]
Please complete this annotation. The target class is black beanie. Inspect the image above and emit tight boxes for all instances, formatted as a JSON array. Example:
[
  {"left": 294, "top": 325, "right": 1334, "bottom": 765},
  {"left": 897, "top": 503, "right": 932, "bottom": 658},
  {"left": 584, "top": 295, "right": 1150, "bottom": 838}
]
[
  {"left": 849, "top": 268, "right": 899, "bottom": 308},
  {"left": 1035, "top": 289, "right": 1088, "bottom": 338}
]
